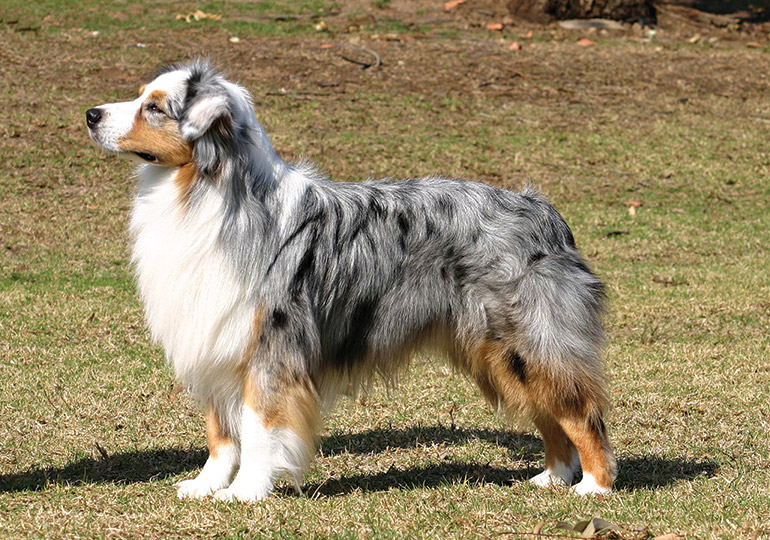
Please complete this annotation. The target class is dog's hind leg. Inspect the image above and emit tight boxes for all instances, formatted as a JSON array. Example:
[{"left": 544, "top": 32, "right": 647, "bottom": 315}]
[
  {"left": 214, "top": 371, "right": 321, "bottom": 502},
  {"left": 463, "top": 343, "right": 586, "bottom": 490},
  {"left": 528, "top": 412, "right": 579, "bottom": 488},
  {"left": 550, "top": 404, "right": 615, "bottom": 495},
  {"left": 466, "top": 342, "right": 615, "bottom": 494},
  {"left": 176, "top": 406, "right": 239, "bottom": 499}
]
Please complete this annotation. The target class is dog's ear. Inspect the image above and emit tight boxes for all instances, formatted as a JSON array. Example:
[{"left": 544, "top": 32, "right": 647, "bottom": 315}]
[{"left": 179, "top": 93, "right": 230, "bottom": 141}]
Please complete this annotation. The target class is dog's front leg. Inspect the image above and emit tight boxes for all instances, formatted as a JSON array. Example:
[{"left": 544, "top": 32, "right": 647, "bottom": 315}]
[
  {"left": 213, "top": 370, "right": 320, "bottom": 502},
  {"left": 176, "top": 407, "right": 239, "bottom": 499}
]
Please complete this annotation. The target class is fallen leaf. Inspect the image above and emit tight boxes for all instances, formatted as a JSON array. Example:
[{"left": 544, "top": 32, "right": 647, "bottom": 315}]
[
  {"left": 652, "top": 535, "right": 683, "bottom": 540},
  {"left": 532, "top": 521, "right": 545, "bottom": 535},
  {"left": 522, "top": 30, "right": 534, "bottom": 39},
  {"left": 623, "top": 200, "right": 643, "bottom": 207},
  {"left": 444, "top": 0, "right": 467, "bottom": 11},
  {"left": 509, "top": 41, "right": 522, "bottom": 51},
  {"left": 486, "top": 22, "right": 503, "bottom": 31},
  {"left": 688, "top": 33, "right": 701, "bottom": 44},
  {"left": 628, "top": 206, "right": 636, "bottom": 217},
  {"left": 747, "top": 41, "right": 762, "bottom": 48},
  {"left": 320, "top": 43, "right": 333, "bottom": 49},
  {"left": 175, "top": 10, "right": 221, "bottom": 23},
  {"left": 577, "top": 38, "right": 595, "bottom": 47}
]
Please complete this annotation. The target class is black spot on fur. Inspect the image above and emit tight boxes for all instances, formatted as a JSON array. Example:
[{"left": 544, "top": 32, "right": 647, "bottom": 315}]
[
  {"left": 425, "top": 218, "right": 437, "bottom": 238},
  {"left": 271, "top": 309, "right": 288, "bottom": 329},
  {"left": 289, "top": 246, "right": 315, "bottom": 300},
  {"left": 571, "top": 257, "right": 591, "bottom": 275},
  {"left": 436, "top": 194, "right": 455, "bottom": 218},
  {"left": 334, "top": 297, "right": 379, "bottom": 370},
  {"left": 266, "top": 190, "right": 324, "bottom": 275},
  {"left": 508, "top": 351, "right": 527, "bottom": 384},
  {"left": 487, "top": 189, "right": 514, "bottom": 212},
  {"left": 397, "top": 212, "right": 411, "bottom": 251},
  {"left": 442, "top": 246, "right": 472, "bottom": 284},
  {"left": 591, "top": 415, "right": 607, "bottom": 437},
  {"left": 528, "top": 251, "right": 546, "bottom": 265},
  {"left": 368, "top": 196, "right": 388, "bottom": 220}
]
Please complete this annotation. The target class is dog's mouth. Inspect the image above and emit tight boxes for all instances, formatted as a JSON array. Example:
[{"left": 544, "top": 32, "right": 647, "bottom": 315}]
[{"left": 133, "top": 152, "right": 159, "bottom": 163}]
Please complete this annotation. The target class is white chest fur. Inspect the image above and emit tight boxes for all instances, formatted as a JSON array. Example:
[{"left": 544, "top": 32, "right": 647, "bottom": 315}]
[{"left": 129, "top": 165, "right": 254, "bottom": 399}]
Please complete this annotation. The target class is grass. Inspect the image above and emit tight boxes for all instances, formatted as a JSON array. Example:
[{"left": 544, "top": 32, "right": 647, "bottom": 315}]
[{"left": 1, "top": 1, "right": 770, "bottom": 538}]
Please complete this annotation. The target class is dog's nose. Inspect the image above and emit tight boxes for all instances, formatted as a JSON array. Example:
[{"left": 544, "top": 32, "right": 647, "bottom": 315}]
[{"left": 86, "top": 108, "right": 103, "bottom": 128}]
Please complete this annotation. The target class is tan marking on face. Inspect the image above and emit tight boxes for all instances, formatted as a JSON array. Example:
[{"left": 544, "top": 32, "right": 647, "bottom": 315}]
[
  {"left": 147, "top": 89, "right": 168, "bottom": 105},
  {"left": 137, "top": 84, "right": 146, "bottom": 96},
  {"left": 205, "top": 406, "right": 232, "bottom": 460},
  {"left": 117, "top": 90, "right": 192, "bottom": 167}
]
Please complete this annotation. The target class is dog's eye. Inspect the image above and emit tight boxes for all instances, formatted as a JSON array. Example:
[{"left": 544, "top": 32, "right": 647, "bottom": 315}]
[{"left": 146, "top": 103, "right": 164, "bottom": 115}]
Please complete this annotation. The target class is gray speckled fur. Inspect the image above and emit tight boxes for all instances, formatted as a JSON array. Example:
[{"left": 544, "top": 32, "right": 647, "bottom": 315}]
[{"left": 175, "top": 61, "right": 607, "bottom": 412}]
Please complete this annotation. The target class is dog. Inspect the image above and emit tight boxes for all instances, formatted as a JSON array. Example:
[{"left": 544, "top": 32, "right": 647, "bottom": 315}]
[{"left": 86, "top": 60, "right": 616, "bottom": 501}]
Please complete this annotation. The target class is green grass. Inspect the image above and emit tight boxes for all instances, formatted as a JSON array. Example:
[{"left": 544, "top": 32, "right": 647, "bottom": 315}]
[{"left": 1, "top": 2, "right": 770, "bottom": 538}]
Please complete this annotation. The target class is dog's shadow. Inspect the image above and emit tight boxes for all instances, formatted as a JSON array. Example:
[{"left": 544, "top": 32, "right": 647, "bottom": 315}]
[{"left": 0, "top": 425, "right": 717, "bottom": 495}]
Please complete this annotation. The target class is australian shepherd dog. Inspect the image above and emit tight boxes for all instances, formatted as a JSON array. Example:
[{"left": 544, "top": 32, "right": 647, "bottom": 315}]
[{"left": 86, "top": 60, "right": 616, "bottom": 501}]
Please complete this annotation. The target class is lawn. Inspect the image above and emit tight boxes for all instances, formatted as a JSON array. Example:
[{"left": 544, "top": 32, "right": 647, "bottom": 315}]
[{"left": 1, "top": 1, "right": 769, "bottom": 538}]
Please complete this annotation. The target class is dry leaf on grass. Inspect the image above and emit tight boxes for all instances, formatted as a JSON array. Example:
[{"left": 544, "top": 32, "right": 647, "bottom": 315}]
[
  {"left": 175, "top": 10, "right": 222, "bottom": 23},
  {"left": 486, "top": 22, "right": 503, "bottom": 31},
  {"left": 577, "top": 38, "right": 595, "bottom": 47},
  {"left": 555, "top": 516, "right": 623, "bottom": 538},
  {"left": 509, "top": 41, "right": 522, "bottom": 51},
  {"left": 444, "top": 0, "right": 467, "bottom": 11}
]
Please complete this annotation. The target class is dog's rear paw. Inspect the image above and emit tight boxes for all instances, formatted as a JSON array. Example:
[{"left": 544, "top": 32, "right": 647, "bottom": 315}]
[
  {"left": 529, "top": 469, "right": 571, "bottom": 488},
  {"left": 571, "top": 473, "right": 612, "bottom": 496}
]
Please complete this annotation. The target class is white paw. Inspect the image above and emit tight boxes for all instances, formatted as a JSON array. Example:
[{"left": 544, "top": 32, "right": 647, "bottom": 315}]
[
  {"left": 213, "top": 478, "right": 273, "bottom": 502},
  {"left": 571, "top": 473, "right": 612, "bottom": 496},
  {"left": 175, "top": 474, "right": 232, "bottom": 499},
  {"left": 529, "top": 469, "right": 570, "bottom": 487},
  {"left": 175, "top": 478, "right": 215, "bottom": 499},
  {"left": 214, "top": 486, "right": 272, "bottom": 502},
  {"left": 529, "top": 455, "right": 577, "bottom": 488}
]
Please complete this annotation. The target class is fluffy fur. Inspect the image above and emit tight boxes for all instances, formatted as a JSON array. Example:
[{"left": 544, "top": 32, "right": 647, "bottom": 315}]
[{"left": 86, "top": 60, "right": 617, "bottom": 501}]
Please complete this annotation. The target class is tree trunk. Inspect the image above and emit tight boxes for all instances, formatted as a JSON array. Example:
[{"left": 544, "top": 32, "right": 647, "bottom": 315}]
[{"left": 507, "top": 0, "right": 656, "bottom": 23}]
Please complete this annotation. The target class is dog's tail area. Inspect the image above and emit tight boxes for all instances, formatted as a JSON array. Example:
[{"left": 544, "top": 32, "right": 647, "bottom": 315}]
[{"left": 511, "top": 251, "right": 606, "bottom": 393}]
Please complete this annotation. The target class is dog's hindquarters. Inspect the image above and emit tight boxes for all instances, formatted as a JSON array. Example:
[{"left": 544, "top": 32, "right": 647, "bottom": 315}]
[{"left": 458, "top": 247, "right": 616, "bottom": 494}]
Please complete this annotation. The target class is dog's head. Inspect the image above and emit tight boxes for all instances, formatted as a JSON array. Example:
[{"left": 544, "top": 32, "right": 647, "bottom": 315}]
[{"left": 86, "top": 60, "right": 253, "bottom": 173}]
